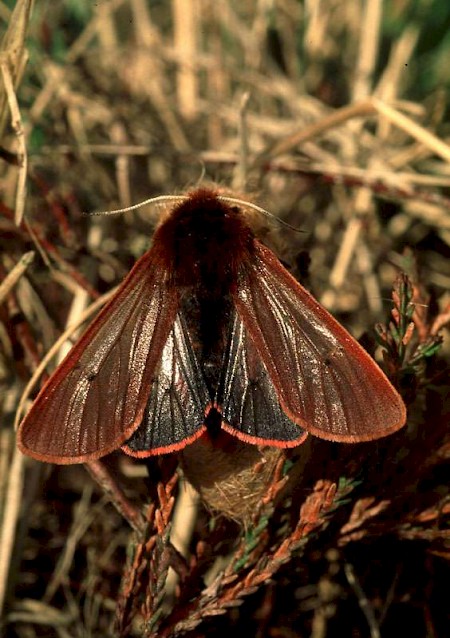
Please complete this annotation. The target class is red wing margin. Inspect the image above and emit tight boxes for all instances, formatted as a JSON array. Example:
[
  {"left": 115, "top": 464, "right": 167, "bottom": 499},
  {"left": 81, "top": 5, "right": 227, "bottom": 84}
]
[
  {"left": 123, "top": 313, "right": 210, "bottom": 456},
  {"left": 218, "top": 309, "right": 308, "bottom": 447},
  {"left": 18, "top": 250, "right": 179, "bottom": 463},
  {"left": 233, "top": 242, "right": 407, "bottom": 443}
]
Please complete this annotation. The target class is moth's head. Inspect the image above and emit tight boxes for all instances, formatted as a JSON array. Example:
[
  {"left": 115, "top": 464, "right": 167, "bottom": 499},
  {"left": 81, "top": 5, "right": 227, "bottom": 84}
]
[{"left": 152, "top": 188, "right": 257, "bottom": 283}]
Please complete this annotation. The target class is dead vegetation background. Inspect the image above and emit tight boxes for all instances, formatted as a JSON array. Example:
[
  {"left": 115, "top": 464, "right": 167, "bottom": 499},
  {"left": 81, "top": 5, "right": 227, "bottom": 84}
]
[{"left": 0, "top": 0, "right": 449, "bottom": 636}]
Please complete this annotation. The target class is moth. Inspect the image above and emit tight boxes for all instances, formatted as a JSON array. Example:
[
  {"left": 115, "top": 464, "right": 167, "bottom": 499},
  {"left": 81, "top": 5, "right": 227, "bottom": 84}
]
[{"left": 18, "top": 188, "right": 406, "bottom": 464}]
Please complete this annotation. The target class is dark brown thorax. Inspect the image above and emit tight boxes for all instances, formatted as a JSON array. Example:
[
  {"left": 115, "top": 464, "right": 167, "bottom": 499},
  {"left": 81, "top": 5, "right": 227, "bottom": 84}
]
[{"left": 153, "top": 189, "right": 256, "bottom": 398}]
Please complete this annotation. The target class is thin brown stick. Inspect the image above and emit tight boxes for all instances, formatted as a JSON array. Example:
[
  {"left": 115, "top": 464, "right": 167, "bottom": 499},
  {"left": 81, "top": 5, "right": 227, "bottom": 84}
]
[{"left": 86, "top": 460, "right": 145, "bottom": 532}]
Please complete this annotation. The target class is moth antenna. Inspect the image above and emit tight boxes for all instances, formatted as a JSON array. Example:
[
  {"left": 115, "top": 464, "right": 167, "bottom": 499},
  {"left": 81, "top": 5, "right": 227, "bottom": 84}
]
[
  {"left": 84, "top": 195, "right": 188, "bottom": 217},
  {"left": 85, "top": 192, "right": 303, "bottom": 234},
  {"left": 218, "top": 196, "right": 304, "bottom": 234}
]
